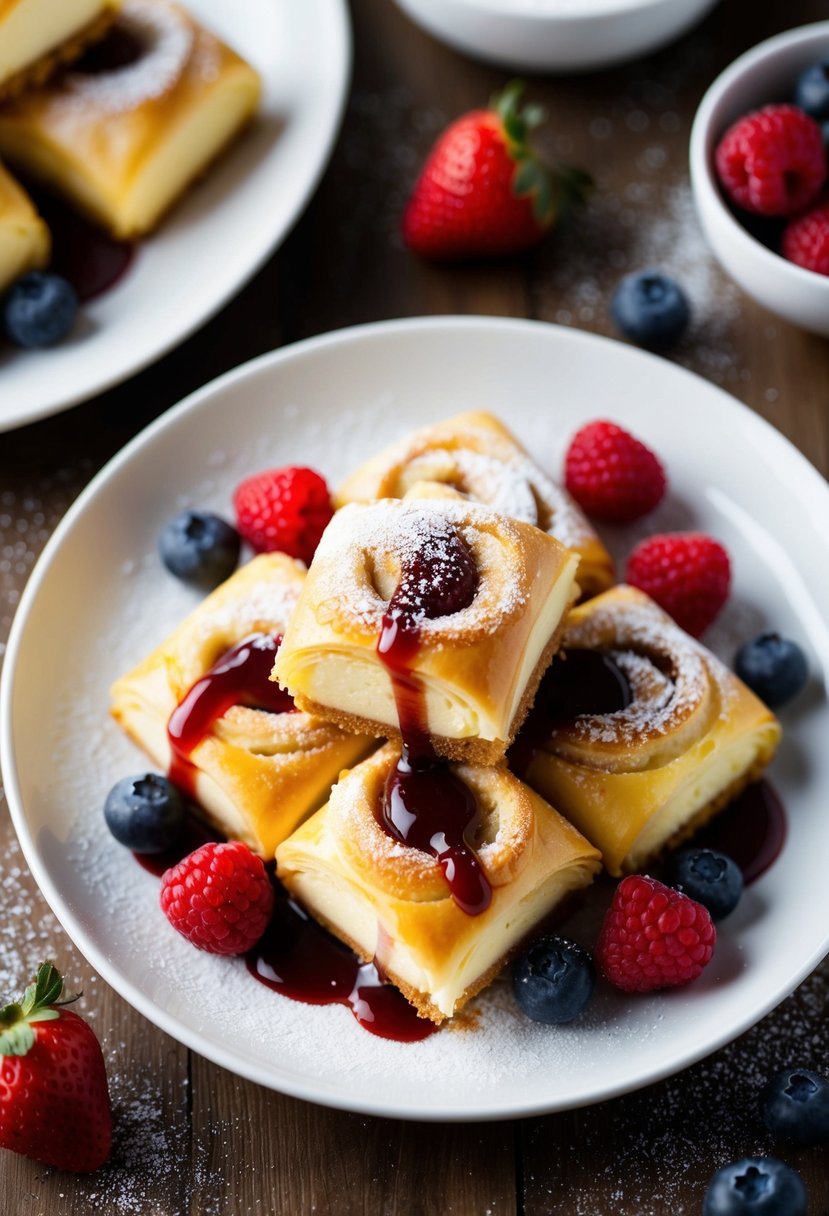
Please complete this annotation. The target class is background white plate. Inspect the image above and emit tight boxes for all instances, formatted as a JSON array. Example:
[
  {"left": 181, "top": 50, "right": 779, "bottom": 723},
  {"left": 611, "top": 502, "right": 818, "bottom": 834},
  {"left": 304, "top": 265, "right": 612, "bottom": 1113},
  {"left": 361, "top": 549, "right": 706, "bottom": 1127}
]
[
  {"left": 3, "top": 317, "right": 829, "bottom": 1121},
  {"left": 0, "top": 0, "right": 350, "bottom": 433}
]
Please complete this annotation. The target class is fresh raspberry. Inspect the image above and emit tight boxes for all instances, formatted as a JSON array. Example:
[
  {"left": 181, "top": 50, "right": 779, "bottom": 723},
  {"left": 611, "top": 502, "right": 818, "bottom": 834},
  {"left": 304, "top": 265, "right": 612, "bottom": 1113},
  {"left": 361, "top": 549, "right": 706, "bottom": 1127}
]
[
  {"left": 233, "top": 467, "right": 333, "bottom": 565},
  {"left": 160, "top": 841, "right": 274, "bottom": 955},
  {"left": 625, "top": 532, "right": 731, "bottom": 637},
  {"left": 564, "top": 420, "right": 666, "bottom": 522},
  {"left": 715, "top": 104, "right": 826, "bottom": 217},
  {"left": 782, "top": 196, "right": 829, "bottom": 275},
  {"left": 596, "top": 875, "right": 716, "bottom": 993}
]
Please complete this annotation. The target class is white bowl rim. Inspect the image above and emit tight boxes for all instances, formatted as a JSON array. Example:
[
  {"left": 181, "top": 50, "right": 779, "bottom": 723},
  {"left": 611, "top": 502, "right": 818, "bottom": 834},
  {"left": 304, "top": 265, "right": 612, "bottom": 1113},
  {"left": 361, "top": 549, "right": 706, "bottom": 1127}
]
[
  {"left": 444, "top": 0, "right": 701, "bottom": 22},
  {"left": 690, "top": 20, "right": 829, "bottom": 296}
]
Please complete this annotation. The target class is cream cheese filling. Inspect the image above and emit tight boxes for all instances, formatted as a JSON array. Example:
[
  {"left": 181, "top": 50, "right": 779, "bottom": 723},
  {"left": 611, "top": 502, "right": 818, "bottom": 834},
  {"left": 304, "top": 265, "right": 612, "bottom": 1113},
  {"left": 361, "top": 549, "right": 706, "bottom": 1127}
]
[{"left": 0, "top": 0, "right": 107, "bottom": 84}]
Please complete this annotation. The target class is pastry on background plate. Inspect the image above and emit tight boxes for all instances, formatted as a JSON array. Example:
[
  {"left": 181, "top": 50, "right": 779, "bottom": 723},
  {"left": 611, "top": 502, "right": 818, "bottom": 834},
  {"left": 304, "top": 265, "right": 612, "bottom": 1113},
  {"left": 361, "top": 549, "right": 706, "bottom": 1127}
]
[
  {"left": 276, "top": 742, "right": 602, "bottom": 1023},
  {"left": 272, "top": 497, "right": 581, "bottom": 766},
  {"left": 513, "top": 584, "right": 781, "bottom": 876},
  {"left": 335, "top": 410, "right": 614, "bottom": 599},
  {"left": 0, "top": 160, "right": 49, "bottom": 291},
  {"left": 0, "top": 0, "right": 119, "bottom": 99},
  {"left": 110, "top": 554, "right": 372, "bottom": 858},
  {"left": 0, "top": 0, "right": 261, "bottom": 238}
]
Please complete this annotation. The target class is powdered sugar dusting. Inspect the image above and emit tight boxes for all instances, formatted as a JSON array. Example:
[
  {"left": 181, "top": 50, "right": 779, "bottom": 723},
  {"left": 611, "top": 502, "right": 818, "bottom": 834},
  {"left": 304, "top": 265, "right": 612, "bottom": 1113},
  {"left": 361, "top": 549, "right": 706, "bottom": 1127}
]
[
  {"left": 61, "top": 0, "right": 198, "bottom": 115},
  {"left": 559, "top": 598, "right": 710, "bottom": 747},
  {"left": 311, "top": 499, "right": 529, "bottom": 635}
]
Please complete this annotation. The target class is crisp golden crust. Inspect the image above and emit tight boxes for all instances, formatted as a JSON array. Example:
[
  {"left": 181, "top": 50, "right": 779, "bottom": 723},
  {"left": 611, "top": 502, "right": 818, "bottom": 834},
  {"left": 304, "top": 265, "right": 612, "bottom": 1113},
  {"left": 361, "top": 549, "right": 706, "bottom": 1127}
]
[
  {"left": 520, "top": 585, "right": 782, "bottom": 875},
  {"left": 110, "top": 554, "right": 375, "bottom": 857},
  {"left": 276, "top": 743, "right": 601, "bottom": 1023},
  {"left": 292, "top": 608, "right": 570, "bottom": 766},
  {"left": 335, "top": 410, "right": 615, "bottom": 599},
  {"left": 0, "top": 0, "right": 261, "bottom": 237},
  {"left": 0, "top": 6, "right": 118, "bottom": 100}
]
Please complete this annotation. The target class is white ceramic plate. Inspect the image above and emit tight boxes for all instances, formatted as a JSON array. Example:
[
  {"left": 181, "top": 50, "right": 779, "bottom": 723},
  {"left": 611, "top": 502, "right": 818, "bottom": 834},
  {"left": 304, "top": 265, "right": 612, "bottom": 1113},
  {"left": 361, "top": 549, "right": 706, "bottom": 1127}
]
[
  {"left": 0, "top": 0, "right": 350, "bottom": 433},
  {"left": 3, "top": 317, "right": 829, "bottom": 1121}
]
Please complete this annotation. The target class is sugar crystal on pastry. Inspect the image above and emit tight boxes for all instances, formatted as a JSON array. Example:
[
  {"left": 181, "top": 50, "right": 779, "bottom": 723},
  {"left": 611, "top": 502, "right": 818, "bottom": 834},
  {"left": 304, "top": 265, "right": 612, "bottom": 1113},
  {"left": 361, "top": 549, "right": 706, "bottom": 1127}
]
[
  {"left": 110, "top": 554, "right": 372, "bottom": 857},
  {"left": 513, "top": 584, "right": 781, "bottom": 876},
  {"left": 276, "top": 743, "right": 601, "bottom": 1023},
  {"left": 272, "top": 497, "right": 581, "bottom": 766},
  {"left": 335, "top": 410, "right": 614, "bottom": 598},
  {"left": 0, "top": 0, "right": 261, "bottom": 238}
]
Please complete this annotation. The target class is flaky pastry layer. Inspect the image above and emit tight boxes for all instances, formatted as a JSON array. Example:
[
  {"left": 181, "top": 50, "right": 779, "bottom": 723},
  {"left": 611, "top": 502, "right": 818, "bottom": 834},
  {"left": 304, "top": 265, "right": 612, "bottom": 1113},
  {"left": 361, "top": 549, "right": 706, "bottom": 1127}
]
[
  {"left": 110, "top": 554, "right": 372, "bottom": 857},
  {"left": 335, "top": 410, "right": 614, "bottom": 599},
  {"left": 519, "top": 585, "right": 782, "bottom": 875},
  {"left": 273, "top": 498, "right": 580, "bottom": 765},
  {"left": 276, "top": 743, "right": 601, "bottom": 1021}
]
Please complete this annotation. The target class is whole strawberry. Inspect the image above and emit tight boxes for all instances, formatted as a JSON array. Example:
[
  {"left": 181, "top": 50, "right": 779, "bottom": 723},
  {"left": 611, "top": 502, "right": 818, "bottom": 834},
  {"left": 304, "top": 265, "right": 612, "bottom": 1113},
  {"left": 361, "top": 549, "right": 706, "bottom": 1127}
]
[
  {"left": 160, "top": 840, "right": 274, "bottom": 955},
  {"left": 0, "top": 961, "right": 111, "bottom": 1172},
  {"left": 564, "top": 420, "right": 666, "bottom": 522},
  {"left": 233, "top": 466, "right": 333, "bottom": 566},
  {"left": 596, "top": 875, "right": 716, "bottom": 993},
  {"left": 402, "top": 81, "right": 592, "bottom": 260},
  {"left": 625, "top": 532, "right": 731, "bottom": 637}
]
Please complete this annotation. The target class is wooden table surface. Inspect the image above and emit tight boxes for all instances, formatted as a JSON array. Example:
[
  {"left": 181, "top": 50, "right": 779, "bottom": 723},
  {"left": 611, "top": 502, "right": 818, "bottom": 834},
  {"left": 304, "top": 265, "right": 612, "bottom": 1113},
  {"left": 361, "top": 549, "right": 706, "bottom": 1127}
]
[{"left": 2, "top": 0, "right": 829, "bottom": 1212}]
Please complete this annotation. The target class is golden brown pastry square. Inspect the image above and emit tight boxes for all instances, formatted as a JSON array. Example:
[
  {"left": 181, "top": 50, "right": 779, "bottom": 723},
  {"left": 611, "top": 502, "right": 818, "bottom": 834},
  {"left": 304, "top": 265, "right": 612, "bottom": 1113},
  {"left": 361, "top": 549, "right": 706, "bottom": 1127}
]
[
  {"left": 335, "top": 410, "right": 614, "bottom": 599},
  {"left": 276, "top": 743, "right": 601, "bottom": 1023},
  {"left": 272, "top": 497, "right": 581, "bottom": 766},
  {"left": 515, "top": 585, "right": 781, "bottom": 876},
  {"left": 0, "top": 0, "right": 261, "bottom": 237},
  {"left": 110, "top": 554, "right": 373, "bottom": 858}
]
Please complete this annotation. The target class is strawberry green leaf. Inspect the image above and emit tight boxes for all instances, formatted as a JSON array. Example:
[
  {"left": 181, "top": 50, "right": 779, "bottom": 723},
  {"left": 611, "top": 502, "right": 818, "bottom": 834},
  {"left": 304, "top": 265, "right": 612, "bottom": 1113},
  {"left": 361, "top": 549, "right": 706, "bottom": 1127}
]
[{"left": 0, "top": 961, "right": 78, "bottom": 1058}]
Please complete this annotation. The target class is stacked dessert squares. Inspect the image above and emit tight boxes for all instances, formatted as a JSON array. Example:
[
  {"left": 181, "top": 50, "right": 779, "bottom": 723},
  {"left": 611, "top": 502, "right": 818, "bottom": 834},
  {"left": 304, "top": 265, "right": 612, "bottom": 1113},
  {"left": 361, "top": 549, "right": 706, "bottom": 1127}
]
[
  {"left": 112, "top": 412, "right": 780, "bottom": 1024},
  {"left": 0, "top": 0, "right": 261, "bottom": 293}
]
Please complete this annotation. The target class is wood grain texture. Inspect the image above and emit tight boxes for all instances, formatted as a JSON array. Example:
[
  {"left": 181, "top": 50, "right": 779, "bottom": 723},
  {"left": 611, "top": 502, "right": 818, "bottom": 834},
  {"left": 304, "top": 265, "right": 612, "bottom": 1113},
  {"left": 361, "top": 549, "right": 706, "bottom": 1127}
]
[{"left": 1, "top": 0, "right": 828, "bottom": 1211}]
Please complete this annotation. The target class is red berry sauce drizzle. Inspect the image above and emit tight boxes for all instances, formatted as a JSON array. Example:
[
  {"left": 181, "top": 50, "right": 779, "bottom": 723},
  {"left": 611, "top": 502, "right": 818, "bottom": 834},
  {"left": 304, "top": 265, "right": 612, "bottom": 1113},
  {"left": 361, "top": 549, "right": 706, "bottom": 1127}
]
[
  {"left": 157, "top": 630, "right": 436, "bottom": 1040},
  {"left": 376, "top": 523, "right": 492, "bottom": 916},
  {"left": 510, "top": 648, "right": 786, "bottom": 883},
  {"left": 167, "top": 633, "right": 294, "bottom": 796}
]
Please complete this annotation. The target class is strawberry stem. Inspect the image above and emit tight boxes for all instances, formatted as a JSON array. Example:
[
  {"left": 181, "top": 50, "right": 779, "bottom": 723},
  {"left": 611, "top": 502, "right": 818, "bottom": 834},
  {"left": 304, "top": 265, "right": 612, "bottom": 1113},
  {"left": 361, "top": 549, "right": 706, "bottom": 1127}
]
[
  {"left": 491, "top": 80, "right": 594, "bottom": 228},
  {"left": 0, "top": 961, "right": 80, "bottom": 1057}
]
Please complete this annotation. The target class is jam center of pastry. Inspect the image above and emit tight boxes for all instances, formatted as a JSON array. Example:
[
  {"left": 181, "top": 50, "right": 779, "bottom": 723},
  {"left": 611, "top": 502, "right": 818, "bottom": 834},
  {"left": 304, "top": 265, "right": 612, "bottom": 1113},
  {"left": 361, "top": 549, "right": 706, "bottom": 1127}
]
[
  {"left": 376, "top": 525, "right": 491, "bottom": 916},
  {"left": 537, "top": 649, "right": 633, "bottom": 724},
  {"left": 381, "top": 752, "right": 492, "bottom": 917},
  {"left": 377, "top": 523, "right": 478, "bottom": 758},
  {"left": 167, "top": 632, "right": 294, "bottom": 792}
]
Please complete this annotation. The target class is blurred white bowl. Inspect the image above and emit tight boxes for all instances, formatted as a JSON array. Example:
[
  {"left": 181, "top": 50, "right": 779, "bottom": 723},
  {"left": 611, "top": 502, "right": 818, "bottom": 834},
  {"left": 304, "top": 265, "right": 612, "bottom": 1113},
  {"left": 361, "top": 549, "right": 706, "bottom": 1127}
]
[
  {"left": 690, "top": 22, "right": 829, "bottom": 337},
  {"left": 393, "top": 0, "right": 720, "bottom": 73}
]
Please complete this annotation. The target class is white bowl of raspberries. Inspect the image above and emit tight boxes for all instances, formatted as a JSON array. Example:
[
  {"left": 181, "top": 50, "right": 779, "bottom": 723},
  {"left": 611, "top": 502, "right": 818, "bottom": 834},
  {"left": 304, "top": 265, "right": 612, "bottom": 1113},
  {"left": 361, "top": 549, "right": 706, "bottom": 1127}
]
[{"left": 690, "top": 22, "right": 829, "bottom": 336}]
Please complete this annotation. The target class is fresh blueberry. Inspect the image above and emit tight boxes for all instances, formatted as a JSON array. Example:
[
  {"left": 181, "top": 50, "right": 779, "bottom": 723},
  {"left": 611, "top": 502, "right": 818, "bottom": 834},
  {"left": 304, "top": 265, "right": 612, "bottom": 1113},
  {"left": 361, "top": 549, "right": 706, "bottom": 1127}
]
[
  {"left": 158, "top": 510, "right": 240, "bottom": 589},
  {"left": 104, "top": 773, "right": 185, "bottom": 853},
  {"left": 703, "top": 1157, "right": 807, "bottom": 1216},
  {"left": 2, "top": 271, "right": 78, "bottom": 349},
  {"left": 793, "top": 59, "right": 829, "bottom": 122},
  {"left": 664, "top": 847, "right": 743, "bottom": 920},
  {"left": 762, "top": 1068, "right": 829, "bottom": 1146},
  {"left": 512, "top": 936, "right": 595, "bottom": 1024},
  {"left": 734, "top": 633, "right": 808, "bottom": 709},
  {"left": 610, "top": 270, "right": 690, "bottom": 350}
]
